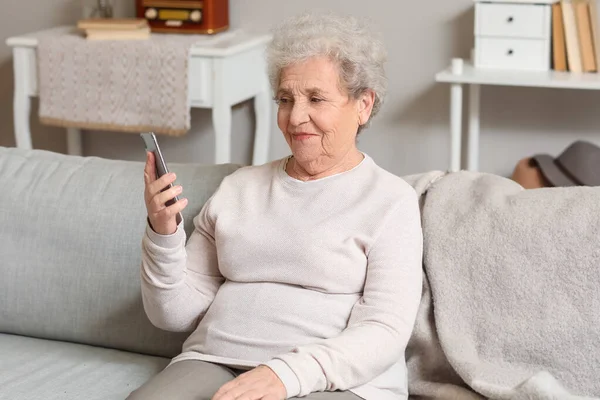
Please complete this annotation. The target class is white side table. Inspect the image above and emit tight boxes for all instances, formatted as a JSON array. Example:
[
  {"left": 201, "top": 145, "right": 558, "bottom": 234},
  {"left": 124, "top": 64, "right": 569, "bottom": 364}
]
[
  {"left": 6, "top": 27, "right": 273, "bottom": 165},
  {"left": 436, "top": 59, "right": 600, "bottom": 172}
]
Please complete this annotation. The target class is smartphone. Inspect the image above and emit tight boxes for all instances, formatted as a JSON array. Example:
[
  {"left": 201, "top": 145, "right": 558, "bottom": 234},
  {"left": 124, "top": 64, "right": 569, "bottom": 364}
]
[{"left": 140, "top": 132, "right": 179, "bottom": 206}]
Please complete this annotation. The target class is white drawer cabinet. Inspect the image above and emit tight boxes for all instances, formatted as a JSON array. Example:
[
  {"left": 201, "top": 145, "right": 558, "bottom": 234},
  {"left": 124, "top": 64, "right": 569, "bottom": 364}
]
[{"left": 474, "top": 0, "right": 553, "bottom": 71}]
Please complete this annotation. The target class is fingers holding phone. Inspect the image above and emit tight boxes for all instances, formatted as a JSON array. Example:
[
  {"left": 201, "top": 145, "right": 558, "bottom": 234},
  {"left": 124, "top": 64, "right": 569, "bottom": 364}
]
[
  {"left": 143, "top": 151, "right": 158, "bottom": 183},
  {"left": 143, "top": 148, "right": 188, "bottom": 236}
]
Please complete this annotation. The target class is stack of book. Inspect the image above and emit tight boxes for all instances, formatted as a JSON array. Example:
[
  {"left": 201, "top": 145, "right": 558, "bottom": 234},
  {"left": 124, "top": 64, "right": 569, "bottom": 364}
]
[
  {"left": 77, "top": 18, "right": 151, "bottom": 41},
  {"left": 552, "top": 0, "right": 600, "bottom": 72}
]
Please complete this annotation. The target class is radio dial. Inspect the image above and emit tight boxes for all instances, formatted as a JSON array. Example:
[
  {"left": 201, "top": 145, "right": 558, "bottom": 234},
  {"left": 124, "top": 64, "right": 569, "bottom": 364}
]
[
  {"left": 190, "top": 10, "right": 202, "bottom": 22},
  {"left": 145, "top": 8, "right": 158, "bottom": 19}
]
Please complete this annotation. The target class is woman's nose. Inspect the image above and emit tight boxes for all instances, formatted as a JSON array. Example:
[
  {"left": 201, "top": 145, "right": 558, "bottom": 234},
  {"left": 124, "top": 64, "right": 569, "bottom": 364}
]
[{"left": 289, "top": 102, "right": 310, "bottom": 126}]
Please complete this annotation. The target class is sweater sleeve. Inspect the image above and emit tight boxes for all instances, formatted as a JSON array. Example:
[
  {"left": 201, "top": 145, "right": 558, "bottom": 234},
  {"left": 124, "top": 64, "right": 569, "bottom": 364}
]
[
  {"left": 265, "top": 190, "right": 423, "bottom": 397},
  {"left": 140, "top": 195, "right": 224, "bottom": 332}
]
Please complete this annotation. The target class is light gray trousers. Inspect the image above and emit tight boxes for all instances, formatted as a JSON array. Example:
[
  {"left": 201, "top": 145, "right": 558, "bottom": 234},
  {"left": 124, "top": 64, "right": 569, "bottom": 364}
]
[{"left": 127, "top": 360, "right": 362, "bottom": 400}]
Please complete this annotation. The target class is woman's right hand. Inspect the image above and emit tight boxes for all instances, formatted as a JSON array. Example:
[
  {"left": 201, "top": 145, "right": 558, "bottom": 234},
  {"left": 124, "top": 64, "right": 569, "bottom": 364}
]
[{"left": 144, "top": 151, "right": 188, "bottom": 235}]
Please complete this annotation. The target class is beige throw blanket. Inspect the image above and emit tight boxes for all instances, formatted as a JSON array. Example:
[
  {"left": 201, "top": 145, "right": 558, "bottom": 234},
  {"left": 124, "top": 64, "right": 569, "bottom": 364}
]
[
  {"left": 403, "top": 171, "right": 600, "bottom": 400},
  {"left": 37, "top": 27, "right": 231, "bottom": 136}
]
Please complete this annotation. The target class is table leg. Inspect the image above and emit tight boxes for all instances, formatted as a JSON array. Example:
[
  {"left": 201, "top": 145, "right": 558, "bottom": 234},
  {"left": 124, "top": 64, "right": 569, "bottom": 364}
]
[
  {"left": 212, "top": 103, "right": 232, "bottom": 164},
  {"left": 450, "top": 83, "right": 463, "bottom": 172},
  {"left": 467, "top": 84, "right": 480, "bottom": 171},
  {"left": 211, "top": 58, "right": 232, "bottom": 165},
  {"left": 13, "top": 48, "right": 33, "bottom": 150},
  {"left": 67, "top": 128, "right": 83, "bottom": 156},
  {"left": 252, "top": 88, "right": 272, "bottom": 166}
]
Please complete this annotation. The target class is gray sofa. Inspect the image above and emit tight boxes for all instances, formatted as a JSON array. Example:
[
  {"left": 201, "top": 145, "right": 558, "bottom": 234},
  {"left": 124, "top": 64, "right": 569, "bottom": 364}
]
[
  {"left": 0, "top": 147, "right": 239, "bottom": 399},
  {"left": 1, "top": 146, "right": 598, "bottom": 400}
]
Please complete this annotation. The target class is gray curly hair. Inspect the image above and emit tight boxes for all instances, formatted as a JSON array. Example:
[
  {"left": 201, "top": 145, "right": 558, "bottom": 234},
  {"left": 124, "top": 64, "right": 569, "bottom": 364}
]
[{"left": 266, "top": 12, "right": 388, "bottom": 132}]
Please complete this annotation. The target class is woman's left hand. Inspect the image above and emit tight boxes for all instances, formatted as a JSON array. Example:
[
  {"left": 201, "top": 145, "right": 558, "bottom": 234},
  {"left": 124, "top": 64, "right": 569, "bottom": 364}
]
[{"left": 212, "top": 365, "right": 287, "bottom": 400}]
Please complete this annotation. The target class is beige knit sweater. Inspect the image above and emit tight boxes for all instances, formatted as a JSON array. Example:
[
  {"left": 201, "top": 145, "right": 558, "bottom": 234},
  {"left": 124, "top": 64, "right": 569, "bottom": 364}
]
[{"left": 140, "top": 155, "right": 423, "bottom": 400}]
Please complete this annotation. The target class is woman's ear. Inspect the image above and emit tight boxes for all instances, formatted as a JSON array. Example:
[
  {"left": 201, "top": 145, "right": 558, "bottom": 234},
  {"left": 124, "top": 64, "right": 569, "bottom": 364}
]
[{"left": 357, "top": 90, "right": 375, "bottom": 126}]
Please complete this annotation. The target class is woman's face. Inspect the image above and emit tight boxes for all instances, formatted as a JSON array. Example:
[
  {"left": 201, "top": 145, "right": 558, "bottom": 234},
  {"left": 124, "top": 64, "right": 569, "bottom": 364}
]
[{"left": 276, "top": 57, "right": 373, "bottom": 167}]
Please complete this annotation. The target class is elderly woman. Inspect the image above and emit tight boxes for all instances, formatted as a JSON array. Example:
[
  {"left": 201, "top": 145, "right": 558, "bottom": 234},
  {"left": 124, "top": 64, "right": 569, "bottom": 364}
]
[{"left": 129, "top": 12, "right": 423, "bottom": 400}]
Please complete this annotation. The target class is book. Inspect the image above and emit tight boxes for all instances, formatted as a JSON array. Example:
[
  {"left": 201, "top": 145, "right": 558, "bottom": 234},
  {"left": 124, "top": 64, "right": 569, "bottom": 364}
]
[
  {"left": 562, "top": 0, "right": 583, "bottom": 72},
  {"left": 85, "top": 27, "right": 151, "bottom": 41},
  {"left": 589, "top": 0, "right": 600, "bottom": 70},
  {"left": 574, "top": 0, "right": 597, "bottom": 72},
  {"left": 77, "top": 18, "right": 151, "bottom": 41},
  {"left": 552, "top": 2, "right": 568, "bottom": 71},
  {"left": 77, "top": 18, "right": 148, "bottom": 31}
]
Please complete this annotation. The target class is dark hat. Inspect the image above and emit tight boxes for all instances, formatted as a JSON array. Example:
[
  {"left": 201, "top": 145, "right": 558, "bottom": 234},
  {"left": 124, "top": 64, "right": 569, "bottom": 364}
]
[{"left": 532, "top": 141, "right": 600, "bottom": 187}]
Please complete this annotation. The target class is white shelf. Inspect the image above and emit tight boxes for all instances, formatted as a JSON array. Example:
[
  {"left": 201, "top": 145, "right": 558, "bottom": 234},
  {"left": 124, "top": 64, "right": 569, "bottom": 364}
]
[
  {"left": 436, "top": 61, "right": 600, "bottom": 90},
  {"left": 473, "top": 0, "right": 558, "bottom": 4}
]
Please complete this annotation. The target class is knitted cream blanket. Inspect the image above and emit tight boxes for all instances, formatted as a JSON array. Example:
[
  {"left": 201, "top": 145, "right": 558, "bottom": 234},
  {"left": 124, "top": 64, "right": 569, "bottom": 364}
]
[
  {"left": 403, "top": 171, "right": 600, "bottom": 400},
  {"left": 37, "top": 27, "right": 231, "bottom": 136}
]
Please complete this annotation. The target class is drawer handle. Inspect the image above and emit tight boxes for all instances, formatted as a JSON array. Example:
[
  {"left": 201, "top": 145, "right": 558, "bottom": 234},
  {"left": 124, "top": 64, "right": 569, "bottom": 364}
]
[
  {"left": 507, "top": 16, "right": 514, "bottom": 23},
  {"left": 507, "top": 49, "right": 514, "bottom": 56}
]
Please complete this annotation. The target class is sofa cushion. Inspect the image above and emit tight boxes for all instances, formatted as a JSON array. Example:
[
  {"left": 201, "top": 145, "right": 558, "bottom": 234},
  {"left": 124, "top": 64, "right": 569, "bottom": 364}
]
[
  {"left": 0, "top": 147, "right": 240, "bottom": 358},
  {"left": 0, "top": 333, "right": 169, "bottom": 400}
]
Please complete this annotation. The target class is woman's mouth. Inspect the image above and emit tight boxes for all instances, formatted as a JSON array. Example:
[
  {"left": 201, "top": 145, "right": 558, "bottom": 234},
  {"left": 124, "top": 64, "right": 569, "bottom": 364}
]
[{"left": 291, "top": 133, "right": 318, "bottom": 141}]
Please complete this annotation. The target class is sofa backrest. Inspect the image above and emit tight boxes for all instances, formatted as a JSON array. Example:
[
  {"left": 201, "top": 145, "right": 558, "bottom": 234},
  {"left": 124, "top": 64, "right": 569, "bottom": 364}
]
[{"left": 0, "top": 147, "right": 240, "bottom": 358}]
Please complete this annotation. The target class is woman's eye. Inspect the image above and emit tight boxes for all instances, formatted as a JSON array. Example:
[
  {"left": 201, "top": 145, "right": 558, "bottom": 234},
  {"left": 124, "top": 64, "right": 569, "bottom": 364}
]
[
  {"left": 277, "top": 98, "right": 290, "bottom": 104},
  {"left": 310, "top": 97, "right": 323, "bottom": 103}
]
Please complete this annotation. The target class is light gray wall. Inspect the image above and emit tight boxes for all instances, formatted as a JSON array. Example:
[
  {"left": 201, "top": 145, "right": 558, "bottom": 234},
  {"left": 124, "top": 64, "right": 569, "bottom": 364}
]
[
  {"left": 2, "top": 0, "right": 600, "bottom": 177},
  {"left": 0, "top": 0, "right": 82, "bottom": 153}
]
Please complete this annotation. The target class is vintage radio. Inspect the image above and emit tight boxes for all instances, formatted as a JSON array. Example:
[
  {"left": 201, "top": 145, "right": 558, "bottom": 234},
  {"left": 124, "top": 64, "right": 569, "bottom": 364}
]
[{"left": 136, "top": 0, "right": 229, "bottom": 34}]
